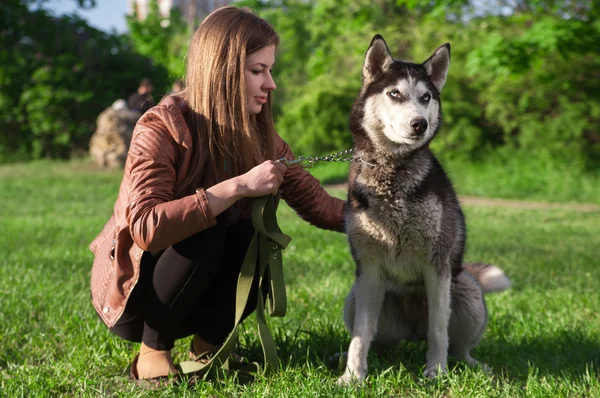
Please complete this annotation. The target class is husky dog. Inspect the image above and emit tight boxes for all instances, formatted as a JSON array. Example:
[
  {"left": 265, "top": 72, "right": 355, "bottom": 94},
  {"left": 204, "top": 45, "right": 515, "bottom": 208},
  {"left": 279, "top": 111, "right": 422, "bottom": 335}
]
[{"left": 338, "top": 35, "right": 511, "bottom": 384}]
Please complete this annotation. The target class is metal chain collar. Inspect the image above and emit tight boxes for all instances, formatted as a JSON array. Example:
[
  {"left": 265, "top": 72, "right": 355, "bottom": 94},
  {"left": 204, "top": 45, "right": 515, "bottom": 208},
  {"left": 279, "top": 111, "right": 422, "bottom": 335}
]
[{"left": 278, "top": 148, "right": 358, "bottom": 169}]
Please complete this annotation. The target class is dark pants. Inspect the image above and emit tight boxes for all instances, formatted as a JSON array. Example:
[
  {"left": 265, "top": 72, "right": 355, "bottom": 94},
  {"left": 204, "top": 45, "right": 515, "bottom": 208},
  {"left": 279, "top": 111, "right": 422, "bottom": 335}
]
[{"left": 110, "top": 218, "right": 263, "bottom": 351}]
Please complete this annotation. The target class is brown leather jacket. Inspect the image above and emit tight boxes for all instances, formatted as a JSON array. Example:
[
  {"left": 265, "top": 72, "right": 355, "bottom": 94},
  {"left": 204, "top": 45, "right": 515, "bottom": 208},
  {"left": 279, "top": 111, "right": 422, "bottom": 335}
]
[{"left": 89, "top": 95, "right": 345, "bottom": 327}]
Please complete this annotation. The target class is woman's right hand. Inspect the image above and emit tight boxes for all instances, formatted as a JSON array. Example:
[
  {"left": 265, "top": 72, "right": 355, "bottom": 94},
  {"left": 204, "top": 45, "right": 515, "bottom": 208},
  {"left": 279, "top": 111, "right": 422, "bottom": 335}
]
[
  {"left": 205, "top": 160, "right": 288, "bottom": 218},
  {"left": 237, "top": 160, "right": 288, "bottom": 197}
]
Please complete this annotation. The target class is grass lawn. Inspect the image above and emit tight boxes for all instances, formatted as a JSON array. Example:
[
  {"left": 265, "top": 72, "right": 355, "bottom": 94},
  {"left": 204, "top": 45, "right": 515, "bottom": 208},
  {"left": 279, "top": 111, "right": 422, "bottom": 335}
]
[{"left": 0, "top": 159, "right": 598, "bottom": 397}]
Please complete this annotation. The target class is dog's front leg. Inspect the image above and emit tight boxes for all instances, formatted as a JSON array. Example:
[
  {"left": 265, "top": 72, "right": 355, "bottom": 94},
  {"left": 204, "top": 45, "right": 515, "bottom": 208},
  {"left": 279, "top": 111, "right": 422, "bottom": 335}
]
[
  {"left": 423, "top": 266, "right": 452, "bottom": 378},
  {"left": 338, "top": 271, "right": 384, "bottom": 384}
]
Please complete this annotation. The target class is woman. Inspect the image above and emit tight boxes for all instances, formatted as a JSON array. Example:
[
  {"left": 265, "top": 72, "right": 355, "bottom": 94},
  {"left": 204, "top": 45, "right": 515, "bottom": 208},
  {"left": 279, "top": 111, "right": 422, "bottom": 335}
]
[{"left": 89, "top": 6, "right": 345, "bottom": 382}]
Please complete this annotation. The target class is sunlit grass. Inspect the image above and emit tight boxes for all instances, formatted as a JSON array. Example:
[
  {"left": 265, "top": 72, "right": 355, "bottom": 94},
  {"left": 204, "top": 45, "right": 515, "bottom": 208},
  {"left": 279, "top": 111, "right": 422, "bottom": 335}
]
[{"left": 0, "top": 159, "right": 598, "bottom": 397}]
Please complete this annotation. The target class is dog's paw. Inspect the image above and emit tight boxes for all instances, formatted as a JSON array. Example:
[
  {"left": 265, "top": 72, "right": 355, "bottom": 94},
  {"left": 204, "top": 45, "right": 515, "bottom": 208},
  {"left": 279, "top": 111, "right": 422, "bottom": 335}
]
[
  {"left": 478, "top": 362, "right": 492, "bottom": 374},
  {"left": 337, "top": 370, "right": 365, "bottom": 385},
  {"left": 423, "top": 364, "right": 447, "bottom": 379}
]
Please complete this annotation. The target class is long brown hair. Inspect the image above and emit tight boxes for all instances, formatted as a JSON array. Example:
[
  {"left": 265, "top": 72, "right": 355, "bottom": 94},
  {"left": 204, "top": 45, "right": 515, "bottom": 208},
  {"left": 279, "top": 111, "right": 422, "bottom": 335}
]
[{"left": 180, "top": 6, "right": 279, "bottom": 202}]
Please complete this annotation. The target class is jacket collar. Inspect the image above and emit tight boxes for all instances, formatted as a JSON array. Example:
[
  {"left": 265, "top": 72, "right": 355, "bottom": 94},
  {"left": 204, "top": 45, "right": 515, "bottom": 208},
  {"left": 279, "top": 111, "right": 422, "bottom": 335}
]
[{"left": 154, "top": 94, "right": 193, "bottom": 150}]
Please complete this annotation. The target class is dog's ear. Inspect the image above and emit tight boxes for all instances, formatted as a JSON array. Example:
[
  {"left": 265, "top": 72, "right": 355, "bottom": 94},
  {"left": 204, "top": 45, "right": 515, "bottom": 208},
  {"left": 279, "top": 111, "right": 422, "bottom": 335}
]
[
  {"left": 363, "top": 35, "right": 394, "bottom": 85},
  {"left": 423, "top": 43, "right": 450, "bottom": 92}
]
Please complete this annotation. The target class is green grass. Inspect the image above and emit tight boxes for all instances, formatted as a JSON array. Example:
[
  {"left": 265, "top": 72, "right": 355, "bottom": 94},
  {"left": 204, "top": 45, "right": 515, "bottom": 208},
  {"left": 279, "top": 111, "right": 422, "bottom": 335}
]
[{"left": 1, "top": 159, "right": 599, "bottom": 397}]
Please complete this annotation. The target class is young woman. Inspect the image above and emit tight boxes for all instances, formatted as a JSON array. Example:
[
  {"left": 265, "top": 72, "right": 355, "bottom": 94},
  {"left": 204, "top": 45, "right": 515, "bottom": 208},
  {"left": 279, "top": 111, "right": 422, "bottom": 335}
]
[{"left": 89, "top": 6, "right": 345, "bottom": 382}]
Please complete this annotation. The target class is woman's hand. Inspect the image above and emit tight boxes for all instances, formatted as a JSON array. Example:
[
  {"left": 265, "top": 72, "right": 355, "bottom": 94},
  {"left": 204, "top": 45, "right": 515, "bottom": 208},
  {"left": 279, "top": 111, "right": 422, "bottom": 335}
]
[
  {"left": 236, "top": 160, "right": 288, "bottom": 197},
  {"left": 205, "top": 160, "right": 287, "bottom": 217}
]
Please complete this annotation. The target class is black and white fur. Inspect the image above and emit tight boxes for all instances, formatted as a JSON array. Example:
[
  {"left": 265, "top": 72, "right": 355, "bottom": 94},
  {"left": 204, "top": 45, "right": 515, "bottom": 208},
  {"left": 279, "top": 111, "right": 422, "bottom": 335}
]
[{"left": 338, "top": 35, "right": 510, "bottom": 384}]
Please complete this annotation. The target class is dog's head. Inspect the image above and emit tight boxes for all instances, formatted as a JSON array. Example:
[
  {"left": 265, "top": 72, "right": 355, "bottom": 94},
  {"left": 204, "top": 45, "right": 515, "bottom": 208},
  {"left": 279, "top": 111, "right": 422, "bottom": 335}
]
[{"left": 350, "top": 35, "right": 450, "bottom": 155}]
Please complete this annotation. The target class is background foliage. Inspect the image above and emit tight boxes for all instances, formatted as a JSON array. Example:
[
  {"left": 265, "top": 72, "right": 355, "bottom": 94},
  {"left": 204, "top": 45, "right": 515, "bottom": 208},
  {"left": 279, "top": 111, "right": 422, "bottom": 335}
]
[
  {"left": 126, "top": 0, "right": 189, "bottom": 79},
  {"left": 242, "top": 0, "right": 599, "bottom": 173},
  {"left": 1, "top": 0, "right": 598, "bottom": 176},
  {"left": 0, "top": 0, "right": 169, "bottom": 161}
]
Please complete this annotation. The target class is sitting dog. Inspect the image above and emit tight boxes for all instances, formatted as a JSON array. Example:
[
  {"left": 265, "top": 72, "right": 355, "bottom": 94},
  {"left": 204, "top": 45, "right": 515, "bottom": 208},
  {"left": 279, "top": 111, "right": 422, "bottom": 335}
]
[{"left": 339, "top": 35, "right": 510, "bottom": 384}]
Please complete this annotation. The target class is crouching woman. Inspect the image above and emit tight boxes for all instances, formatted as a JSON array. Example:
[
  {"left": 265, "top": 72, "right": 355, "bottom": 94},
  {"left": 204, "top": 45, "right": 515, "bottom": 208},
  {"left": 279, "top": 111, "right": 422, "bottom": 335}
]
[{"left": 89, "top": 6, "right": 345, "bottom": 383}]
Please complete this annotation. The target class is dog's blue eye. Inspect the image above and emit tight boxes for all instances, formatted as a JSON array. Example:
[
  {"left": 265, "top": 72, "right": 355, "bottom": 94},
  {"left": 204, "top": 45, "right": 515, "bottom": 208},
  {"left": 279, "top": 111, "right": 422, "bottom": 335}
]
[
  {"left": 422, "top": 94, "right": 431, "bottom": 102},
  {"left": 388, "top": 90, "right": 400, "bottom": 98}
]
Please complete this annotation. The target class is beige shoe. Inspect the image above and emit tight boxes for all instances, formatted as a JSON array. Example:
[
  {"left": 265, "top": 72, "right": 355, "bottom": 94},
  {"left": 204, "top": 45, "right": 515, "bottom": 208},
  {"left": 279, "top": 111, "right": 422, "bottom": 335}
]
[{"left": 129, "top": 354, "right": 181, "bottom": 389}]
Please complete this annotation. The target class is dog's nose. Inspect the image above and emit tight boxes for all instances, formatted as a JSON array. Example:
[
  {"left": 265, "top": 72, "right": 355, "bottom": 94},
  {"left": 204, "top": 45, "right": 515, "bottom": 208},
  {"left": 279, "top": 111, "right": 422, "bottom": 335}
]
[{"left": 410, "top": 118, "right": 428, "bottom": 135}]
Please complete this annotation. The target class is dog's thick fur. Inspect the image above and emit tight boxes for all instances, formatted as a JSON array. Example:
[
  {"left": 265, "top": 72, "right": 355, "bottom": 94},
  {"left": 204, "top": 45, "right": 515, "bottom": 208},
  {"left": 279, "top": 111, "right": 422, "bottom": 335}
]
[{"left": 338, "top": 35, "right": 510, "bottom": 384}]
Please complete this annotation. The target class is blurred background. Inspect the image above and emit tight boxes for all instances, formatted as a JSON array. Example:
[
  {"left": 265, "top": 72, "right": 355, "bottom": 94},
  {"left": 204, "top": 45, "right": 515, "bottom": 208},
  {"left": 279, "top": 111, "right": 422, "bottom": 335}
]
[{"left": 1, "top": 0, "right": 598, "bottom": 201}]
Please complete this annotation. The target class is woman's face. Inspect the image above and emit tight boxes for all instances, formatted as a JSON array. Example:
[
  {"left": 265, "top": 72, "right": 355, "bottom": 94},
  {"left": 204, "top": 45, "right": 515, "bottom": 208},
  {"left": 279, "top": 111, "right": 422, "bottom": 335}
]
[{"left": 244, "top": 45, "right": 276, "bottom": 115}]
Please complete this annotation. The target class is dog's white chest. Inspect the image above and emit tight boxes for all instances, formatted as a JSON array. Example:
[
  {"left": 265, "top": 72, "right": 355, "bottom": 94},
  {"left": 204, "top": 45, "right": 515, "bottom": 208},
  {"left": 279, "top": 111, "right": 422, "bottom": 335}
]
[
  {"left": 383, "top": 248, "right": 429, "bottom": 287},
  {"left": 347, "top": 194, "right": 443, "bottom": 286}
]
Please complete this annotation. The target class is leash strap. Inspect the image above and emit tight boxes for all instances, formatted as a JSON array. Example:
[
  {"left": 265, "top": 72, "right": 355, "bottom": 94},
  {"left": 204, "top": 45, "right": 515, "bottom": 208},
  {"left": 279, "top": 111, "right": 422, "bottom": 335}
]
[{"left": 179, "top": 195, "right": 291, "bottom": 378}]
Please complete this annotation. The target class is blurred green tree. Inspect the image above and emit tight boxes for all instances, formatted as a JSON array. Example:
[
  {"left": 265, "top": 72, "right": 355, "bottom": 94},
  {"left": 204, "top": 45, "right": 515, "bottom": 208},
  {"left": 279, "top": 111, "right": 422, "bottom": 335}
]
[
  {"left": 244, "top": 0, "right": 599, "bottom": 170},
  {"left": 0, "top": 0, "right": 168, "bottom": 161},
  {"left": 400, "top": 0, "right": 600, "bottom": 169},
  {"left": 1, "top": 0, "right": 598, "bottom": 171},
  {"left": 126, "top": 0, "right": 189, "bottom": 79}
]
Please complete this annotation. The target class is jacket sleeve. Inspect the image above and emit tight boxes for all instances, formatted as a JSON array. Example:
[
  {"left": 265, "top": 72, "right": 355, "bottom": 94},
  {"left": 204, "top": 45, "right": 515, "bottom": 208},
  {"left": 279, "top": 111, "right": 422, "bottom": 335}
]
[
  {"left": 275, "top": 132, "right": 346, "bottom": 233},
  {"left": 124, "top": 110, "right": 216, "bottom": 252}
]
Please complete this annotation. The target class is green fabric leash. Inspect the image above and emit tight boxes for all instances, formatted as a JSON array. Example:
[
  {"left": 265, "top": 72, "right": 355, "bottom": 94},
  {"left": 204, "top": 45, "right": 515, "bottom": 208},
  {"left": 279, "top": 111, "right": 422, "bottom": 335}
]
[{"left": 179, "top": 195, "right": 291, "bottom": 379}]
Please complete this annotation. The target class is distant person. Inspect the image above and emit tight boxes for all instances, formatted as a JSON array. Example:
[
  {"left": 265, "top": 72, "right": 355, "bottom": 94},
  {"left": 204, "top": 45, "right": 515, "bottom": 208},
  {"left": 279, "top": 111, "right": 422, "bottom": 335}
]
[
  {"left": 89, "top": 6, "right": 344, "bottom": 386},
  {"left": 127, "top": 78, "right": 155, "bottom": 115},
  {"left": 168, "top": 79, "right": 184, "bottom": 95}
]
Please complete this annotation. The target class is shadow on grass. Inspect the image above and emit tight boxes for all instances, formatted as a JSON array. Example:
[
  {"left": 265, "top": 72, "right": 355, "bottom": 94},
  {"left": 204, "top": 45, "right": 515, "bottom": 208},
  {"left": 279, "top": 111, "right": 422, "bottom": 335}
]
[
  {"left": 480, "top": 329, "right": 600, "bottom": 380},
  {"left": 238, "top": 326, "right": 599, "bottom": 381}
]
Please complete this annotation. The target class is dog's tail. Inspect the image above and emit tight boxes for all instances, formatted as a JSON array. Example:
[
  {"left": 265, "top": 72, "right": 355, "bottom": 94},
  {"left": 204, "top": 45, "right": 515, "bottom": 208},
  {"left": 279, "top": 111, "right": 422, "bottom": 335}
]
[{"left": 463, "top": 262, "right": 511, "bottom": 293}]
